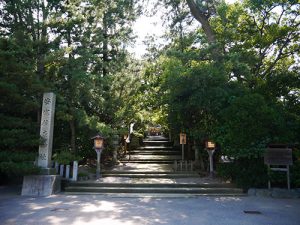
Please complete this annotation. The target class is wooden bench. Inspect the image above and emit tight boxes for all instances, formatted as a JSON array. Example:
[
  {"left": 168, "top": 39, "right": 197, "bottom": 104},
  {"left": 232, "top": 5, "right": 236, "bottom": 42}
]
[{"left": 264, "top": 148, "right": 293, "bottom": 190}]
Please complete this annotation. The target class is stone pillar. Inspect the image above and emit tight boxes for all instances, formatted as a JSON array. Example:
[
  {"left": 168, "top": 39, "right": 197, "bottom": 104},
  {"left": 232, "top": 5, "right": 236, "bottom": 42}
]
[
  {"left": 38, "top": 92, "right": 56, "bottom": 170},
  {"left": 65, "top": 165, "right": 70, "bottom": 179},
  {"left": 22, "top": 92, "right": 60, "bottom": 196},
  {"left": 55, "top": 162, "right": 59, "bottom": 174},
  {"left": 72, "top": 161, "right": 78, "bottom": 181},
  {"left": 59, "top": 165, "right": 64, "bottom": 177},
  {"left": 112, "top": 134, "right": 119, "bottom": 164}
]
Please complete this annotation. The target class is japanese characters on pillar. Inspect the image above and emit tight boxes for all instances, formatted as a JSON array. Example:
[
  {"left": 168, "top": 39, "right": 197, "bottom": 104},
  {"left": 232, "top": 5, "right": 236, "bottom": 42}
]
[{"left": 38, "top": 92, "right": 56, "bottom": 168}]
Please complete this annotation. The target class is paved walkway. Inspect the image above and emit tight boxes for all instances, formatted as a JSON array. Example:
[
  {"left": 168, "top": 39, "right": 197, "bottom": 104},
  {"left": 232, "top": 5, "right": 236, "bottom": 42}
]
[{"left": 0, "top": 185, "right": 300, "bottom": 225}]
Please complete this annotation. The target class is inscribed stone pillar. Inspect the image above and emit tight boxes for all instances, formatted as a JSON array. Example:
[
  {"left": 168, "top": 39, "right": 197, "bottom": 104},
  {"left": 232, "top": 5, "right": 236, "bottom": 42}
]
[{"left": 38, "top": 92, "right": 56, "bottom": 168}]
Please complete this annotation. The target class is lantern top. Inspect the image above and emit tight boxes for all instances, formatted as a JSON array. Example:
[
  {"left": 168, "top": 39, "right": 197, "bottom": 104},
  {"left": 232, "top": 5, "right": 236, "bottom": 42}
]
[{"left": 91, "top": 133, "right": 104, "bottom": 140}]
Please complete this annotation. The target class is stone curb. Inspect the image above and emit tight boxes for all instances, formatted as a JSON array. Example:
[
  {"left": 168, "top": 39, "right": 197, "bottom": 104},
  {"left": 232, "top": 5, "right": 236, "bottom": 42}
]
[{"left": 248, "top": 188, "right": 300, "bottom": 198}]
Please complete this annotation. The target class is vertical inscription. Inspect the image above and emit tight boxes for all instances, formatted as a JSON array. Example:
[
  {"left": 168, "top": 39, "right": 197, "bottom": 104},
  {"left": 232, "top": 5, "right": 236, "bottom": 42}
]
[{"left": 38, "top": 93, "right": 56, "bottom": 168}]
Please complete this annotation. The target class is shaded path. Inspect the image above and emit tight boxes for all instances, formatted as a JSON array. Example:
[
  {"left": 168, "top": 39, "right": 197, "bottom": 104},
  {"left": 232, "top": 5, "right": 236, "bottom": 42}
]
[{"left": 0, "top": 194, "right": 300, "bottom": 225}]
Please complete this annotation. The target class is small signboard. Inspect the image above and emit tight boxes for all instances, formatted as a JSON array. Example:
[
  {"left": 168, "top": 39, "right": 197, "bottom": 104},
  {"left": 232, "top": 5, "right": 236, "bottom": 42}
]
[
  {"left": 264, "top": 148, "right": 293, "bottom": 190},
  {"left": 264, "top": 148, "right": 293, "bottom": 166},
  {"left": 180, "top": 133, "right": 186, "bottom": 145}
]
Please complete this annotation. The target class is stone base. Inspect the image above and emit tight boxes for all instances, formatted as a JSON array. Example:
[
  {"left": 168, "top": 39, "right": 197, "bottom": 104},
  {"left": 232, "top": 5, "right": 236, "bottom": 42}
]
[{"left": 21, "top": 175, "right": 61, "bottom": 196}]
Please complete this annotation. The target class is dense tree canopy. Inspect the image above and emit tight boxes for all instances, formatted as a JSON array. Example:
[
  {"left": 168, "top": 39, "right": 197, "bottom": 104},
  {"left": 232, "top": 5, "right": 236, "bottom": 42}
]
[
  {"left": 144, "top": 0, "right": 299, "bottom": 187},
  {"left": 0, "top": 0, "right": 299, "bottom": 186},
  {"left": 0, "top": 0, "right": 142, "bottom": 157}
]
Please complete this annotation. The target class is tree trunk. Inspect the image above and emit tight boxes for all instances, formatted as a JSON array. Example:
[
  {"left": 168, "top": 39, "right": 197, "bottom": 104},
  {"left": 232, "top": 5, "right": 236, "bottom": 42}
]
[
  {"left": 102, "top": 13, "right": 108, "bottom": 76},
  {"left": 198, "top": 150, "right": 205, "bottom": 171},
  {"left": 70, "top": 119, "right": 77, "bottom": 154},
  {"left": 186, "top": 0, "right": 216, "bottom": 44}
]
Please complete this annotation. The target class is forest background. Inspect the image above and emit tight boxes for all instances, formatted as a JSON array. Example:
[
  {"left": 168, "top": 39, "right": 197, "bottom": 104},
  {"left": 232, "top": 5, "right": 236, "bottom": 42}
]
[{"left": 0, "top": 0, "right": 299, "bottom": 188}]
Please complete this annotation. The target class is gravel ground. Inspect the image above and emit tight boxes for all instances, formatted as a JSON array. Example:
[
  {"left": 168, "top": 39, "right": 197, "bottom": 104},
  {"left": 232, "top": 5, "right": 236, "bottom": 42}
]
[{"left": 0, "top": 187, "right": 300, "bottom": 225}]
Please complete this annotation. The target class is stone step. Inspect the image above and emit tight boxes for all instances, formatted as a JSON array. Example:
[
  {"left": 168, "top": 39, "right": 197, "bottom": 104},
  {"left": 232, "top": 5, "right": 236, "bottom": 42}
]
[
  {"left": 143, "top": 136, "right": 169, "bottom": 142},
  {"left": 63, "top": 186, "right": 244, "bottom": 195},
  {"left": 137, "top": 146, "right": 173, "bottom": 150},
  {"left": 124, "top": 155, "right": 181, "bottom": 160},
  {"left": 62, "top": 192, "right": 247, "bottom": 197},
  {"left": 102, "top": 171, "right": 178, "bottom": 174},
  {"left": 109, "top": 163, "right": 173, "bottom": 172},
  {"left": 143, "top": 140, "right": 173, "bottom": 147},
  {"left": 130, "top": 150, "right": 180, "bottom": 155},
  {"left": 120, "top": 160, "right": 174, "bottom": 164},
  {"left": 64, "top": 182, "right": 236, "bottom": 188},
  {"left": 101, "top": 173, "right": 199, "bottom": 179}
]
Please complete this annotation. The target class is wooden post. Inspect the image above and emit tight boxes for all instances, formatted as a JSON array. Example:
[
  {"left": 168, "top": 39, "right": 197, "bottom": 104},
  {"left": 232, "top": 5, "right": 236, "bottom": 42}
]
[
  {"left": 287, "top": 165, "right": 290, "bottom": 190},
  {"left": 268, "top": 165, "right": 271, "bottom": 189},
  {"left": 174, "top": 161, "right": 177, "bottom": 171}
]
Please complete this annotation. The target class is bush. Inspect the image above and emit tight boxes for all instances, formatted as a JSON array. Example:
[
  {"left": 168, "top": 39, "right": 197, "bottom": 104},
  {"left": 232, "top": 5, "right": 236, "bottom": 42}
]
[
  {"left": 0, "top": 151, "right": 40, "bottom": 184},
  {"left": 53, "top": 150, "right": 81, "bottom": 165},
  {"left": 217, "top": 157, "right": 269, "bottom": 190},
  {"left": 0, "top": 161, "right": 40, "bottom": 176},
  {"left": 291, "top": 149, "right": 300, "bottom": 187},
  {"left": 217, "top": 151, "right": 300, "bottom": 189},
  {"left": 129, "top": 134, "right": 141, "bottom": 150}
]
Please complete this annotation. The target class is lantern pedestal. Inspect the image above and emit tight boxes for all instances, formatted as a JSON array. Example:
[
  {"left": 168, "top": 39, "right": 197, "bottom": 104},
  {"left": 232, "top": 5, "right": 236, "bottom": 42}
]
[
  {"left": 207, "top": 149, "right": 215, "bottom": 177},
  {"left": 21, "top": 175, "right": 61, "bottom": 196},
  {"left": 96, "top": 149, "right": 102, "bottom": 179}
]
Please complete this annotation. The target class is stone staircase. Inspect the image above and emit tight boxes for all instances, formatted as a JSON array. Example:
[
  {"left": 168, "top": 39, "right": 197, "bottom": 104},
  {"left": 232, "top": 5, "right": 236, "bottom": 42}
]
[
  {"left": 123, "top": 136, "right": 178, "bottom": 164},
  {"left": 62, "top": 135, "right": 245, "bottom": 197}
]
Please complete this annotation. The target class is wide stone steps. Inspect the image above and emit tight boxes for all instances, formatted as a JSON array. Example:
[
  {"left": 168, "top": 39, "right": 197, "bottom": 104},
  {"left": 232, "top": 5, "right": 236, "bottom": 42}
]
[
  {"left": 143, "top": 137, "right": 169, "bottom": 141},
  {"left": 124, "top": 155, "right": 181, "bottom": 160},
  {"left": 64, "top": 182, "right": 236, "bottom": 188},
  {"left": 137, "top": 146, "right": 173, "bottom": 150},
  {"left": 120, "top": 160, "right": 174, "bottom": 164},
  {"left": 63, "top": 182, "right": 244, "bottom": 196},
  {"left": 130, "top": 150, "right": 180, "bottom": 155},
  {"left": 143, "top": 140, "right": 173, "bottom": 147},
  {"left": 63, "top": 135, "right": 245, "bottom": 197},
  {"left": 101, "top": 172, "right": 199, "bottom": 178}
]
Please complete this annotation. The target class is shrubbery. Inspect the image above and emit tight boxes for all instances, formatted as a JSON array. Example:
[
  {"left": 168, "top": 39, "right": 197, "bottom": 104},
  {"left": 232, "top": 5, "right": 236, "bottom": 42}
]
[
  {"left": 53, "top": 150, "right": 81, "bottom": 165},
  {"left": 0, "top": 151, "right": 40, "bottom": 183},
  {"left": 217, "top": 158, "right": 269, "bottom": 190}
]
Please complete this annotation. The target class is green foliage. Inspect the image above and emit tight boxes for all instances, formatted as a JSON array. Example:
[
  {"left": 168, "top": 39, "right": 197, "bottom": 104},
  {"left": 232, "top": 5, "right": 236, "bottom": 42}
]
[
  {"left": 0, "top": 151, "right": 40, "bottom": 183},
  {"left": 0, "top": 162, "right": 40, "bottom": 177},
  {"left": 129, "top": 133, "right": 142, "bottom": 150},
  {"left": 53, "top": 150, "right": 81, "bottom": 165},
  {"left": 0, "top": 151, "right": 37, "bottom": 163},
  {"left": 215, "top": 93, "right": 291, "bottom": 157},
  {"left": 217, "top": 158, "right": 269, "bottom": 189},
  {"left": 0, "top": 0, "right": 142, "bottom": 162},
  {"left": 145, "top": 0, "right": 300, "bottom": 189},
  {"left": 0, "top": 38, "right": 41, "bottom": 150},
  {"left": 291, "top": 149, "right": 300, "bottom": 187}
]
